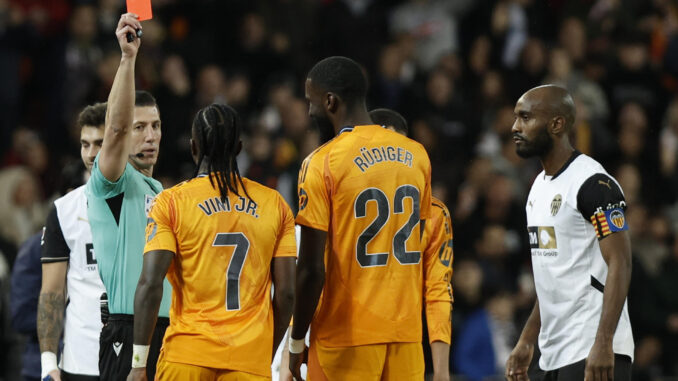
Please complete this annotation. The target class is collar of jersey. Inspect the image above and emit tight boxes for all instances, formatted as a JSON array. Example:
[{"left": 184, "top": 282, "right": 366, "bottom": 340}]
[
  {"left": 339, "top": 124, "right": 381, "bottom": 135},
  {"left": 549, "top": 150, "right": 582, "bottom": 180}
]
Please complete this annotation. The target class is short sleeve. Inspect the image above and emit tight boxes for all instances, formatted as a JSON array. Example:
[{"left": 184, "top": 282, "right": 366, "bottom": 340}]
[
  {"left": 576, "top": 173, "right": 629, "bottom": 240},
  {"left": 143, "top": 190, "right": 177, "bottom": 254},
  {"left": 41, "top": 205, "right": 70, "bottom": 263},
  {"left": 273, "top": 196, "right": 297, "bottom": 258},
  {"left": 295, "top": 154, "right": 331, "bottom": 231},
  {"left": 86, "top": 154, "right": 130, "bottom": 198}
]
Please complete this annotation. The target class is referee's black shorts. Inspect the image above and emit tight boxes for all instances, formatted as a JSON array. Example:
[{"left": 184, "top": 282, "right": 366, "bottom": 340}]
[
  {"left": 99, "top": 314, "right": 169, "bottom": 381},
  {"left": 543, "top": 354, "right": 632, "bottom": 381}
]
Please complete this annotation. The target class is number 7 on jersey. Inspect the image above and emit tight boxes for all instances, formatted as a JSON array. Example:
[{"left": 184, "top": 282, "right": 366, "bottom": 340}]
[{"left": 212, "top": 232, "right": 250, "bottom": 310}]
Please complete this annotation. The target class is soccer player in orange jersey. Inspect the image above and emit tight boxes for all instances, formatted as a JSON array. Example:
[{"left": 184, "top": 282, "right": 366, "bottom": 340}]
[
  {"left": 289, "top": 56, "right": 433, "bottom": 381},
  {"left": 370, "top": 108, "right": 454, "bottom": 381},
  {"left": 126, "top": 103, "right": 297, "bottom": 381}
]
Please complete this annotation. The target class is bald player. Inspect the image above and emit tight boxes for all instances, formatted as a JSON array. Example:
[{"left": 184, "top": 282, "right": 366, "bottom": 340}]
[
  {"left": 506, "top": 85, "right": 633, "bottom": 381},
  {"left": 370, "top": 108, "right": 453, "bottom": 381},
  {"left": 290, "top": 57, "right": 433, "bottom": 380}
]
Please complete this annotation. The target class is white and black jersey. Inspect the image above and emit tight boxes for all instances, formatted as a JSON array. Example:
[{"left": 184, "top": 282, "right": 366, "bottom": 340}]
[
  {"left": 525, "top": 152, "right": 634, "bottom": 371},
  {"left": 41, "top": 185, "right": 106, "bottom": 376}
]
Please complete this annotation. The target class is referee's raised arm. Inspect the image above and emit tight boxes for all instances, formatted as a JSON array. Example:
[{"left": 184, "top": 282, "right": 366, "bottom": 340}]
[{"left": 98, "top": 13, "right": 142, "bottom": 182}]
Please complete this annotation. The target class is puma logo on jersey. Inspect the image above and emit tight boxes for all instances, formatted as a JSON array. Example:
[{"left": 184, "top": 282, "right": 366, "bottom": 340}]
[
  {"left": 113, "top": 342, "right": 123, "bottom": 356},
  {"left": 598, "top": 180, "right": 611, "bottom": 189}
]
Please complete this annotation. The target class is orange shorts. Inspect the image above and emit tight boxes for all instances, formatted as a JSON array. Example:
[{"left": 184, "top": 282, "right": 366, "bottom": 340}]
[
  {"left": 307, "top": 341, "right": 424, "bottom": 381},
  {"left": 155, "top": 351, "right": 269, "bottom": 381}
]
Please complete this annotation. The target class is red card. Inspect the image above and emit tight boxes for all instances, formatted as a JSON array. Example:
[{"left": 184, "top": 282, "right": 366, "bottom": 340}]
[{"left": 127, "top": 0, "right": 152, "bottom": 21}]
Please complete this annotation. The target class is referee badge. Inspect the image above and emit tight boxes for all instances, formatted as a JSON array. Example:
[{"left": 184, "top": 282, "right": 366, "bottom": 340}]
[{"left": 550, "top": 194, "right": 562, "bottom": 216}]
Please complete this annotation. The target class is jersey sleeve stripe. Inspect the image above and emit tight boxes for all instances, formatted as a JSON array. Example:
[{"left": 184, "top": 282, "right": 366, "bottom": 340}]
[{"left": 41, "top": 257, "right": 69, "bottom": 263}]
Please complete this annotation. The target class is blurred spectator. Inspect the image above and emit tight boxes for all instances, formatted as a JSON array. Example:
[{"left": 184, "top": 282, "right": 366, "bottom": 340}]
[
  {"left": 454, "top": 275, "right": 517, "bottom": 381},
  {"left": 153, "top": 54, "right": 193, "bottom": 180},
  {"left": 507, "top": 37, "right": 546, "bottom": 101},
  {"left": 230, "top": 12, "right": 286, "bottom": 99},
  {"left": 491, "top": 0, "right": 528, "bottom": 69},
  {"left": 9, "top": 232, "right": 42, "bottom": 381},
  {"left": 370, "top": 43, "right": 411, "bottom": 110},
  {"left": 606, "top": 32, "right": 663, "bottom": 117},
  {"left": 0, "top": 167, "right": 45, "bottom": 257},
  {"left": 558, "top": 17, "right": 587, "bottom": 67},
  {"left": 660, "top": 97, "right": 678, "bottom": 202},
  {"left": 656, "top": 233, "right": 678, "bottom": 375},
  {"left": 195, "top": 64, "right": 228, "bottom": 108},
  {"left": 452, "top": 259, "right": 522, "bottom": 379},
  {"left": 316, "top": 0, "right": 389, "bottom": 78},
  {"left": 390, "top": 0, "right": 472, "bottom": 71},
  {"left": 62, "top": 4, "right": 102, "bottom": 129}
]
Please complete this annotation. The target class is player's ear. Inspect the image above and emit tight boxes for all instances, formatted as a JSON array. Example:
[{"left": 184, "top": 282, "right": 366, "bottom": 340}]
[
  {"left": 550, "top": 116, "right": 566, "bottom": 135},
  {"left": 326, "top": 93, "right": 339, "bottom": 114}
]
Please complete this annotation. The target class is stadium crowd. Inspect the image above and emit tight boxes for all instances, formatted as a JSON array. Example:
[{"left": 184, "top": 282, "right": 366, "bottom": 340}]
[{"left": 1, "top": 0, "right": 678, "bottom": 379}]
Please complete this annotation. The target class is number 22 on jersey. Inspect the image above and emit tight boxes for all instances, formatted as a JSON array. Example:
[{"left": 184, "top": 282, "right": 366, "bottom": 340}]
[{"left": 354, "top": 184, "right": 421, "bottom": 267}]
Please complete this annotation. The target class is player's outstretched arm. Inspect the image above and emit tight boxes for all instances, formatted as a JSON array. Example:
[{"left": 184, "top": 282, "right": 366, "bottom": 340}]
[
  {"left": 37, "top": 262, "right": 67, "bottom": 381},
  {"left": 585, "top": 231, "right": 632, "bottom": 381},
  {"left": 289, "top": 225, "right": 327, "bottom": 380},
  {"left": 506, "top": 299, "right": 540, "bottom": 381},
  {"left": 98, "top": 13, "right": 142, "bottom": 182},
  {"left": 272, "top": 257, "right": 296, "bottom": 360},
  {"left": 127, "top": 250, "right": 173, "bottom": 381}
]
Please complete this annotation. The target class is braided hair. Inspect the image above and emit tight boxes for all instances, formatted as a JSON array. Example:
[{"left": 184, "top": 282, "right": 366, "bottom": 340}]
[{"left": 192, "top": 103, "right": 250, "bottom": 202}]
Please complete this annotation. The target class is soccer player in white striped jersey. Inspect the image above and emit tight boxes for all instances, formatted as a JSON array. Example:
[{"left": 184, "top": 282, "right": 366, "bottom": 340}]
[
  {"left": 506, "top": 85, "right": 633, "bottom": 381},
  {"left": 38, "top": 103, "right": 108, "bottom": 381}
]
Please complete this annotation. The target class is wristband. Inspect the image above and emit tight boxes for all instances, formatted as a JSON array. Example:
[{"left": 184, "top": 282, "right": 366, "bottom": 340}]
[
  {"left": 41, "top": 352, "right": 58, "bottom": 378},
  {"left": 289, "top": 338, "right": 306, "bottom": 354},
  {"left": 132, "top": 344, "right": 150, "bottom": 368}
]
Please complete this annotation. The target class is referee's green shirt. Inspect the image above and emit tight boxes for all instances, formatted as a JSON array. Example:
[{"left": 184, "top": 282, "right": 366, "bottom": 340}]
[{"left": 86, "top": 155, "right": 171, "bottom": 316}]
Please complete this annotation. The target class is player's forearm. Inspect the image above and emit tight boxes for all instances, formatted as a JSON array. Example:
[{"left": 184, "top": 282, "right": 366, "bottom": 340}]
[
  {"left": 430, "top": 341, "right": 450, "bottom": 376},
  {"left": 424, "top": 260, "right": 453, "bottom": 344},
  {"left": 99, "top": 55, "right": 136, "bottom": 181},
  {"left": 107, "top": 56, "right": 136, "bottom": 137},
  {"left": 290, "top": 266, "right": 324, "bottom": 340},
  {"left": 132, "top": 276, "right": 161, "bottom": 346},
  {"left": 595, "top": 252, "right": 631, "bottom": 344},
  {"left": 518, "top": 299, "right": 541, "bottom": 345},
  {"left": 37, "top": 291, "right": 65, "bottom": 353},
  {"left": 272, "top": 286, "right": 294, "bottom": 358}
]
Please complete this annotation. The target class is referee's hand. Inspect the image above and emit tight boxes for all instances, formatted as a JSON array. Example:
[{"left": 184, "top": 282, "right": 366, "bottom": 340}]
[
  {"left": 115, "top": 13, "right": 142, "bottom": 58},
  {"left": 505, "top": 341, "right": 533, "bottom": 381}
]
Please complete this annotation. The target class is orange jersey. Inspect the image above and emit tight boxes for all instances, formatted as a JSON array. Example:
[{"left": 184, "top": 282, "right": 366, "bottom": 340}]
[
  {"left": 422, "top": 197, "right": 454, "bottom": 345},
  {"left": 296, "top": 124, "right": 432, "bottom": 347},
  {"left": 144, "top": 175, "right": 296, "bottom": 377}
]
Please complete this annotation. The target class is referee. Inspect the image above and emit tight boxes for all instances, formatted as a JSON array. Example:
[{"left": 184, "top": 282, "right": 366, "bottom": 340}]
[
  {"left": 85, "top": 13, "right": 171, "bottom": 380},
  {"left": 506, "top": 85, "right": 633, "bottom": 381}
]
